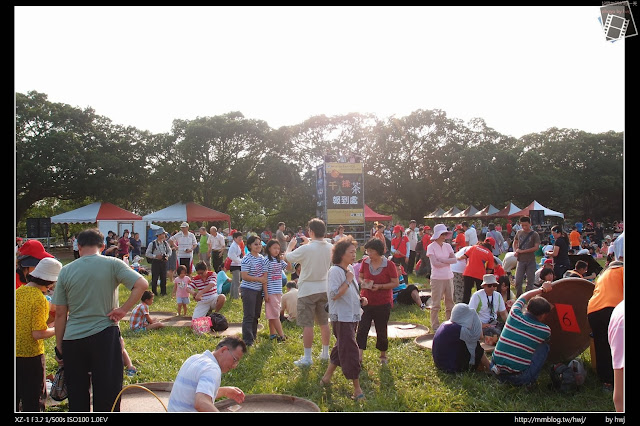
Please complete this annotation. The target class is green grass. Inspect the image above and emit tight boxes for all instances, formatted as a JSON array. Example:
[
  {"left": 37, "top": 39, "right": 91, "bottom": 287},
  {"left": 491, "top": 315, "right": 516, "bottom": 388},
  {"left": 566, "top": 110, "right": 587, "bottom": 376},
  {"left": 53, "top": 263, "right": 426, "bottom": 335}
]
[{"left": 43, "top": 255, "right": 616, "bottom": 413}]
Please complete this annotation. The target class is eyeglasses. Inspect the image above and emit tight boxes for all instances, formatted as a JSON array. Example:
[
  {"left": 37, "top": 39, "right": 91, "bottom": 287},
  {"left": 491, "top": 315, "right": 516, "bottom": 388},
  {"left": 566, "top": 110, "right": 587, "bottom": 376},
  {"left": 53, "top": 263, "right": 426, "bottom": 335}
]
[{"left": 229, "top": 349, "right": 239, "bottom": 365}]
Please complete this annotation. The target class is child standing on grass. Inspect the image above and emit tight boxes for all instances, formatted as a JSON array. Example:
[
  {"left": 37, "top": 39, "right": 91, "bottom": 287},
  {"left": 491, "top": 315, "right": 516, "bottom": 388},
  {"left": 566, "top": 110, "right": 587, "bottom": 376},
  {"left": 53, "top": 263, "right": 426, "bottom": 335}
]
[
  {"left": 172, "top": 265, "right": 191, "bottom": 316},
  {"left": 129, "top": 291, "right": 166, "bottom": 331},
  {"left": 240, "top": 235, "right": 268, "bottom": 347},
  {"left": 264, "top": 240, "right": 289, "bottom": 342}
]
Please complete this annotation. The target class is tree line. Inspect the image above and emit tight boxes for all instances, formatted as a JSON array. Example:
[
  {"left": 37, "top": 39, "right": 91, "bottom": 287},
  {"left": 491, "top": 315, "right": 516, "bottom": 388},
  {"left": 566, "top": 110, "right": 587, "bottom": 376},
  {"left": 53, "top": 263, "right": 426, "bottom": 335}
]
[{"left": 16, "top": 91, "right": 624, "bottom": 239}]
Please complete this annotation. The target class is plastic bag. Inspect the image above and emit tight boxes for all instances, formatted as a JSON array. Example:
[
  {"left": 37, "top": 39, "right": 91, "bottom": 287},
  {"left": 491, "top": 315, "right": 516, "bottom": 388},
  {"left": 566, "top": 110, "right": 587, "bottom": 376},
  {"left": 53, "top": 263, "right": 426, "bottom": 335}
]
[
  {"left": 50, "top": 367, "right": 68, "bottom": 401},
  {"left": 191, "top": 316, "right": 212, "bottom": 335}
]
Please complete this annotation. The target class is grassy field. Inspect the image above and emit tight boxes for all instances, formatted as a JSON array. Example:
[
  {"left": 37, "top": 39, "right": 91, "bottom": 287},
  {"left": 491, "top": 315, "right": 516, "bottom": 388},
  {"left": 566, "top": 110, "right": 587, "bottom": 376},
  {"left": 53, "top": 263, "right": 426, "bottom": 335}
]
[{"left": 43, "top": 249, "right": 616, "bottom": 414}]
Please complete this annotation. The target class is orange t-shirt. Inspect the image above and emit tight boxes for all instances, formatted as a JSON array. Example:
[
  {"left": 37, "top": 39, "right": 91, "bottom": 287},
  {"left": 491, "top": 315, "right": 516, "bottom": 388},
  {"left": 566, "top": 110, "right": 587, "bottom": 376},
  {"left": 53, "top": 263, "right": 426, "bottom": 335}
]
[
  {"left": 462, "top": 245, "right": 495, "bottom": 280},
  {"left": 454, "top": 233, "right": 466, "bottom": 251},
  {"left": 569, "top": 230, "right": 581, "bottom": 247},
  {"left": 587, "top": 264, "right": 623, "bottom": 314}
]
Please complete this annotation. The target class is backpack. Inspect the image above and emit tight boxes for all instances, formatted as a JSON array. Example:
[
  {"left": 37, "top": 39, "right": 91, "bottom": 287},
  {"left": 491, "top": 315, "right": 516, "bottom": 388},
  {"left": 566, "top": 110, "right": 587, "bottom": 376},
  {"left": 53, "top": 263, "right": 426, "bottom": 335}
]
[
  {"left": 209, "top": 312, "right": 229, "bottom": 332},
  {"left": 146, "top": 240, "right": 169, "bottom": 264},
  {"left": 550, "top": 358, "right": 586, "bottom": 393}
]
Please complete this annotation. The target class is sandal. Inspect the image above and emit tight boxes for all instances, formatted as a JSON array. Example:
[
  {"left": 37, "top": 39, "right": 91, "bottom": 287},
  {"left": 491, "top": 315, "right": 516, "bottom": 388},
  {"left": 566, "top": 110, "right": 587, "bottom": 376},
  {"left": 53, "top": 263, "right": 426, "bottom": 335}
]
[
  {"left": 320, "top": 378, "right": 331, "bottom": 387},
  {"left": 379, "top": 356, "right": 388, "bottom": 365},
  {"left": 126, "top": 368, "right": 137, "bottom": 377},
  {"left": 351, "top": 393, "right": 366, "bottom": 401}
]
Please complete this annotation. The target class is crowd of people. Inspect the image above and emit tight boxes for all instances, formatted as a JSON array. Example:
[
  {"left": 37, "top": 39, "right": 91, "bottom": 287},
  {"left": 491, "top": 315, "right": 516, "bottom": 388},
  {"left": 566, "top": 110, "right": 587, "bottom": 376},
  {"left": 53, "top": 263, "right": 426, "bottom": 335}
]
[{"left": 15, "top": 214, "right": 624, "bottom": 412}]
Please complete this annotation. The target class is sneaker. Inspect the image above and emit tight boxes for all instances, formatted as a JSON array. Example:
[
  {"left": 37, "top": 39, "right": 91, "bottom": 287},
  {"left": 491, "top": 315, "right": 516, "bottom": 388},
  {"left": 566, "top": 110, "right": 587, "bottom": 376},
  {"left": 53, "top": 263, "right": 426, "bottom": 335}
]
[
  {"left": 276, "top": 335, "right": 287, "bottom": 342},
  {"left": 293, "top": 357, "right": 313, "bottom": 367},
  {"left": 319, "top": 354, "right": 330, "bottom": 361},
  {"left": 420, "top": 303, "right": 426, "bottom": 311},
  {"left": 490, "top": 364, "right": 500, "bottom": 376},
  {"left": 126, "top": 368, "right": 137, "bottom": 377}
]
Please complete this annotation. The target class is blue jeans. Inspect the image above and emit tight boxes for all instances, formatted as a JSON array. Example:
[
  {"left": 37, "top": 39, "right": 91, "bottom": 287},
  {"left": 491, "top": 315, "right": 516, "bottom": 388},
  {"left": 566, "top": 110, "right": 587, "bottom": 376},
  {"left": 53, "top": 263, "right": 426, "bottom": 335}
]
[{"left": 491, "top": 343, "right": 549, "bottom": 386}]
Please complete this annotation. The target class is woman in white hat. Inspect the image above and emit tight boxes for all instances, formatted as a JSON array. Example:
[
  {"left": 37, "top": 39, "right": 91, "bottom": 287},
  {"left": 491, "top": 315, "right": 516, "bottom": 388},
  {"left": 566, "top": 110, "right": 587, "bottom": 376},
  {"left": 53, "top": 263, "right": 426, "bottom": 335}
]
[
  {"left": 15, "top": 257, "right": 63, "bottom": 412},
  {"left": 425, "top": 224, "right": 457, "bottom": 333}
]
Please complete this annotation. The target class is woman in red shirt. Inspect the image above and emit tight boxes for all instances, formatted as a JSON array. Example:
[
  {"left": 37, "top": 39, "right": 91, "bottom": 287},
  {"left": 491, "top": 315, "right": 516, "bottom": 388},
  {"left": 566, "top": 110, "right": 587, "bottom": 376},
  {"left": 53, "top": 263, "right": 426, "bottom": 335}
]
[
  {"left": 390, "top": 225, "right": 409, "bottom": 272},
  {"left": 356, "top": 238, "right": 399, "bottom": 365},
  {"left": 460, "top": 238, "right": 495, "bottom": 304}
]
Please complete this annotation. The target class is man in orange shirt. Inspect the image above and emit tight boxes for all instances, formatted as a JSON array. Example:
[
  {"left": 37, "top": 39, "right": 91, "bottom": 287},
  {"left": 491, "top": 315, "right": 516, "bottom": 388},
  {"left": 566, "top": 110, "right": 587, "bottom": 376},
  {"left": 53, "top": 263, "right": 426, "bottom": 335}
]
[{"left": 569, "top": 226, "right": 582, "bottom": 251}]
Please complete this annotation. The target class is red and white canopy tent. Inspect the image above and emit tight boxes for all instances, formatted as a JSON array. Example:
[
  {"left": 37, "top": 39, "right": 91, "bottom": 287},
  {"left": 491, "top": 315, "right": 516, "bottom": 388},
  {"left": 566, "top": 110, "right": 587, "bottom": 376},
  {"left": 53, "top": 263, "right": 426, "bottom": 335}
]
[
  {"left": 364, "top": 204, "right": 392, "bottom": 222},
  {"left": 51, "top": 202, "right": 146, "bottom": 245},
  {"left": 142, "top": 202, "right": 232, "bottom": 231},
  {"left": 509, "top": 200, "right": 564, "bottom": 219},
  {"left": 491, "top": 202, "right": 522, "bottom": 218},
  {"left": 51, "top": 202, "right": 143, "bottom": 223}
]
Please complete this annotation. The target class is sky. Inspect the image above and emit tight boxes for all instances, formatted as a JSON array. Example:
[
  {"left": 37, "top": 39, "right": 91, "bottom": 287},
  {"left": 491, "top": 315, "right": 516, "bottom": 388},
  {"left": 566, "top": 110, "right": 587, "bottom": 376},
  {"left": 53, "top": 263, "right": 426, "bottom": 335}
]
[{"left": 14, "top": 6, "right": 627, "bottom": 139}]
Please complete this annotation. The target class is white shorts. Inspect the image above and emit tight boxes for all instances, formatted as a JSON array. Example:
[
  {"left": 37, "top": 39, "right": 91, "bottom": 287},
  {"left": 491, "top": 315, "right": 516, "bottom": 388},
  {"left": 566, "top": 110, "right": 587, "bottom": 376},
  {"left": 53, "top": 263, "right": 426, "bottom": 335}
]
[{"left": 192, "top": 295, "right": 219, "bottom": 319}]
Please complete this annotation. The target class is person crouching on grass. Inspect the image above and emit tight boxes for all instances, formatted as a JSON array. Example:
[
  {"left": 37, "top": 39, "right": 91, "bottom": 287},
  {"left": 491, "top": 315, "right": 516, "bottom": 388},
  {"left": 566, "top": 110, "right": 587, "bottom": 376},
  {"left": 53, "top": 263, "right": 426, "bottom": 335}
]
[{"left": 129, "top": 291, "right": 166, "bottom": 331}]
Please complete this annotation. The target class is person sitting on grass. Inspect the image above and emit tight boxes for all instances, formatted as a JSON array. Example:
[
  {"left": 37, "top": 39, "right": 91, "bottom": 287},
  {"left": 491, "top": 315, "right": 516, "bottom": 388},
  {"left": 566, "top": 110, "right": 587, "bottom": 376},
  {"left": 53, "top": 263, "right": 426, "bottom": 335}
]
[
  {"left": 392, "top": 263, "right": 427, "bottom": 310},
  {"left": 489, "top": 280, "right": 555, "bottom": 388},
  {"left": 129, "top": 291, "right": 166, "bottom": 331},
  {"left": 432, "top": 302, "right": 490, "bottom": 374},
  {"left": 468, "top": 274, "right": 508, "bottom": 345}
]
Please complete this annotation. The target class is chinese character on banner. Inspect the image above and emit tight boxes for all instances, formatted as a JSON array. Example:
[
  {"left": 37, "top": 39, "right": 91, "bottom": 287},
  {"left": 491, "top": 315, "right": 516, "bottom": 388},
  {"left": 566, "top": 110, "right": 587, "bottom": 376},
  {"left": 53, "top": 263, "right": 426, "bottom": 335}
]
[
  {"left": 351, "top": 181, "right": 361, "bottom": 194},
  {"left": 332, "top": 196, "right": 341, "bottom": 205},
  {"left": 350, "top": 196, "right": 358, "bottom": 205}
]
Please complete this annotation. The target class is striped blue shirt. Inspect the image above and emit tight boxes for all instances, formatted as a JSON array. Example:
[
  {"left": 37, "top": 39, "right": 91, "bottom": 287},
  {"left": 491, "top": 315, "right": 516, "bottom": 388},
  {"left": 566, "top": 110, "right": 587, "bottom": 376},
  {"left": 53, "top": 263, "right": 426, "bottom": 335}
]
[
  {"left": 240, "top": 253, "right": 266, "bottom": 292},
  {"left": 167, "top": 350, "right": 221, "bottom": 412},
  {"left": 492, "top": 296, "right": 551, "bottom": 374},
  {"left": 264, "top": 257, "right": 287, "bottom": 295}
]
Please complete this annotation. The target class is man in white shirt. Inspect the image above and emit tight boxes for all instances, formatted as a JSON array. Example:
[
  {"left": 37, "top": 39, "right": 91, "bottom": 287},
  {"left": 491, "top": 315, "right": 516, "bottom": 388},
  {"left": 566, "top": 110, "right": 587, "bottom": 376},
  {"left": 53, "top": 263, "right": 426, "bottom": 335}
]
[
  {"left": 464, "top": 222, "right": 478, "bottom": 246},
  {"left": 468, "top": 274, "right": 508, "bottom": 340},
  {"left": 170, "top": 222, "right": 198, "bottom": 273},
  {"left": 284, "top": 218, "right": 332, "bottom": 367},
  {"left": 167, "top": 337, "right": 246, "bottom": 412},
  {"left": 406, "top": 220, "right": 418, "bottom": 274},
  {"left": 208, "top": 226, "right": 226, "bottom": 273}
]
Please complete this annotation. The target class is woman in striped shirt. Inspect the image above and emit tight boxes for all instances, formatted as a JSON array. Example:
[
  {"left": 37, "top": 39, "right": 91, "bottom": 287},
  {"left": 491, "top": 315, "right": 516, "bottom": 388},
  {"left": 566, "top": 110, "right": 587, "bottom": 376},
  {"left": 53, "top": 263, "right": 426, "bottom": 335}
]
[{"left": 240, "top": 235, "right": 268, "bottom": 346}]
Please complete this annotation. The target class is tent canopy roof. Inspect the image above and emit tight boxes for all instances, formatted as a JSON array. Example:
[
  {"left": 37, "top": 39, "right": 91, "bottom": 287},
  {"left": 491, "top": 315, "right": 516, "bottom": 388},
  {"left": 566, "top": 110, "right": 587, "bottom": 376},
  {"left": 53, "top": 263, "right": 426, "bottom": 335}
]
[
  {"left": 511, "top": 200, "right": 564, "bottom": 219},
  {"left": 364, "top": 204, "right": 392, "bottom": 222},
  {"left": 51, "top": 202, "right": 142, "bottom": 224},
  {"left": 142, "top": 202, "right": 231, "bottom": 223}
]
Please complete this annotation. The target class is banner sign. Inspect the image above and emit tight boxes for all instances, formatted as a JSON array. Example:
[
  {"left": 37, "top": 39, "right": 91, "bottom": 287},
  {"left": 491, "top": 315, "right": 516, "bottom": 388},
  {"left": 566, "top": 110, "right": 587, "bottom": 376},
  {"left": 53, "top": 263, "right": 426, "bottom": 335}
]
[{"left": 324, "top": 161, "right": 364, "bottom": 225}]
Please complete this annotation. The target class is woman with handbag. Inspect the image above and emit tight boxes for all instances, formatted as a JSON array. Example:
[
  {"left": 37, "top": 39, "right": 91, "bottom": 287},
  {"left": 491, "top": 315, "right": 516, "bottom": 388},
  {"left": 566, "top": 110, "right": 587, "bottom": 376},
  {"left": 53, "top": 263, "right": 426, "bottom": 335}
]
[
  {"left": 356, "top": 238, "right": 399, "bottom": 365},
  {"left": 320, "top": 237, "right": 368, "bottom": 401}
]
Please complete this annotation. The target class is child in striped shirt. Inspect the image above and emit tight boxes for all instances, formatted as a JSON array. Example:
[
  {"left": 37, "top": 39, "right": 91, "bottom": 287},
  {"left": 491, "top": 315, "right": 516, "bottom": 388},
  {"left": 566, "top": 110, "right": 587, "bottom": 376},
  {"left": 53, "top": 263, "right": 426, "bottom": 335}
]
[
  {"left": 240, "top": 235, "right": 268, "bottom": 346},
  {"left": 264, "top": 240, "right": 289, "bottom": 342}
]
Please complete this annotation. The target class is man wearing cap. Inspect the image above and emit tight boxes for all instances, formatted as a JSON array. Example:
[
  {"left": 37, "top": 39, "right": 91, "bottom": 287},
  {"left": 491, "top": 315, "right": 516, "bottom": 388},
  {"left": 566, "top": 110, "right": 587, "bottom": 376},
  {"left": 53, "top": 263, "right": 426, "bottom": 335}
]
[
  {"left": 16, "top": 257, "right": 62, "bottom": 412},
  {"left": 170, "top": 222, "right": 198, "bottom": 274},
  {"left": 52, "top": 228, "right": 149, "bottom": 412},
  {"left": 512, "top": 216, "right": 541, "bottom": 297},
  {"left": 468, "top": 274, "right": 508, "bottom": 341},
  {"left": 16, "top": 240, "right": 55, "bottom": 289},
  {"left": 426, "top": 224, "right": 457, "bottom": 332}
]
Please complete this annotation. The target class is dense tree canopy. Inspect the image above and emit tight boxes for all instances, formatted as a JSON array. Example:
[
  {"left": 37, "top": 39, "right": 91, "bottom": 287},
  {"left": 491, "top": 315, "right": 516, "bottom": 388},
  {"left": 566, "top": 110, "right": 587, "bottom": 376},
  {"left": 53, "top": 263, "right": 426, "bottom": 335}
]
[{"left": 15, "top": 90, "right": 624, "bottom": 238}]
